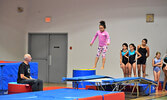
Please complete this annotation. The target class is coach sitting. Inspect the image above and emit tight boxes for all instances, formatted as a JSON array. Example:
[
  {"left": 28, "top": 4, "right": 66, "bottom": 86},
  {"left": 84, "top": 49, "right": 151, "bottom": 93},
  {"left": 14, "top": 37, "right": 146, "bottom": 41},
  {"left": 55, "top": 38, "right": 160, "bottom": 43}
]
[{"left": 17, "top": 54, "right": 43, "bottom": 91}]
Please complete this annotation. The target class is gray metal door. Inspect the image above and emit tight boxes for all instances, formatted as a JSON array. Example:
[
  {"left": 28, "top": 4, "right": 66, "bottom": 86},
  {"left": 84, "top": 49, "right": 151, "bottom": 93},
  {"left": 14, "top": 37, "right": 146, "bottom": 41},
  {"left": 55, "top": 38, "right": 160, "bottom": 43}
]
[
  {"left": 28, "top": 33, "right": 67, "bottom": 83},
  {"left": 28, "top": 34, "right": 49, "bottom": 82},
  {"left": 49, "top": 34, "right": 67, "bottom": 83}
]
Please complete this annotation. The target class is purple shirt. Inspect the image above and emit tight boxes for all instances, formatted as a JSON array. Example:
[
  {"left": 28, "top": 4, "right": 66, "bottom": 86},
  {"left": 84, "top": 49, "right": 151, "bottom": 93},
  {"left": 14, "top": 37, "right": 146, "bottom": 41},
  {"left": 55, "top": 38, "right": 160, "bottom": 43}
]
[{"left": 91, "top": 30, "right": 110, "bottom": 47}]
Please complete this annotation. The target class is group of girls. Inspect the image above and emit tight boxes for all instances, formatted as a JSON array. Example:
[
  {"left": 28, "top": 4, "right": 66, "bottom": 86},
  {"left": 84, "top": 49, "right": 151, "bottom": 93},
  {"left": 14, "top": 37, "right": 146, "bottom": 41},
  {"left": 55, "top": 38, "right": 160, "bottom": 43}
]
[
  {"left": 152, "top": 51, "right": 167, "bottom": 92},
  {"left": 120, "top": 41, "right": 167, "bottom": 92},
  {"left": 120, "top": 39, "right": 149, "bottom": 78},
  {"left": 90, "top": 20, "right": 167, "bottom": 92}
]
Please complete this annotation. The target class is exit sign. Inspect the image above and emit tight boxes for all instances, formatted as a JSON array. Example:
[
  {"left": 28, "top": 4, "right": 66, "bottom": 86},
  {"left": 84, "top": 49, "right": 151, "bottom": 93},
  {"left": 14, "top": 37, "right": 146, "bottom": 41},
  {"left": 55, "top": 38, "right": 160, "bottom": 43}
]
[{"left": 45, "top": 17, "right": 51, "bottom": 23}]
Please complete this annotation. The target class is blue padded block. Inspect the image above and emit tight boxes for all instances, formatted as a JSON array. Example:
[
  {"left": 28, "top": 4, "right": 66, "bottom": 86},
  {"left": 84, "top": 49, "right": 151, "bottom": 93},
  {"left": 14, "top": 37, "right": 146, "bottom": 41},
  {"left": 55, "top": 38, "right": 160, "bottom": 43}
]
[
  {"left": 139, "top": 84, "right": 156, "bottom": 95},
  {"left": 29, "top": 62, "right": 38, "bottom": 79},
  {"left": 0, "top": 66, "right": 2, "bottom": 91},
  {"left": 73, "top": 69, "right": 96, "bottom": 88},
  {"left": 0, "top": 62, "right": 38, "bottom": 90},
  {"left": 128, "top": 83, "right": 155, "bottom": 95},
  {"left": 0, "top": 64, "right": 5, "bottom": 91}
]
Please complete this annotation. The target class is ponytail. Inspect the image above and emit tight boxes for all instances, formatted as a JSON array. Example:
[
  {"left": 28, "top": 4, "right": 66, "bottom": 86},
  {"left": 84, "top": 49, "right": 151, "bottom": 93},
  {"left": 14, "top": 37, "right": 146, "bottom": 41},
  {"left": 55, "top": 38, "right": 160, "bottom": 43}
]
[
  {"left": 129, "top": 43, "right": 136, "bottom": 50},
  {"left": 99, "top": 21, "right": 106, "bottom": 29}
]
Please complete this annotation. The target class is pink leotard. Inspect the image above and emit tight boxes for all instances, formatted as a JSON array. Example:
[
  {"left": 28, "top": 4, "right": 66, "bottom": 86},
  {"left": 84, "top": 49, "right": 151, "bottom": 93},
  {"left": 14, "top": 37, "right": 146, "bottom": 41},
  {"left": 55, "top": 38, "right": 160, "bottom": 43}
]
[{"left": 91, "top": 30, "right": 110, "bottom": 47}]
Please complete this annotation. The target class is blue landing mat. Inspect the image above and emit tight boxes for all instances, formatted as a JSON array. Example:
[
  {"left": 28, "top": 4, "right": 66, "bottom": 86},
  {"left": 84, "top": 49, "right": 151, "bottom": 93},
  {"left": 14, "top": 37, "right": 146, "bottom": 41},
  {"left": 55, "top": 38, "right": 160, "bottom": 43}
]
[{"left": 0, "top": 89, "right": 120, "bottom": 100}]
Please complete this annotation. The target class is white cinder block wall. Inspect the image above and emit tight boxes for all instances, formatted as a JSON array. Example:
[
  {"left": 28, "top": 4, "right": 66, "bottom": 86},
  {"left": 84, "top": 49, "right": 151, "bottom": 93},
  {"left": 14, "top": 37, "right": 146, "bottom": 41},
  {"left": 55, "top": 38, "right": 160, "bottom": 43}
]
[
  {"left": 0, "top": 0, "right": 28, "bottom": 60},
  {"left": 0, "top": 0, "right": 167, "bottom": 81}
]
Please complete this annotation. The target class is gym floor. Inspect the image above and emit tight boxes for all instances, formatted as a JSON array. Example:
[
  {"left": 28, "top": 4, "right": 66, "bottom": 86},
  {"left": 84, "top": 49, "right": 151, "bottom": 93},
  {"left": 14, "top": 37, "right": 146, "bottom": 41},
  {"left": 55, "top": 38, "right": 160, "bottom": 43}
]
[{"left": 43, "top": 83, "right": 167, "bottom": 100}]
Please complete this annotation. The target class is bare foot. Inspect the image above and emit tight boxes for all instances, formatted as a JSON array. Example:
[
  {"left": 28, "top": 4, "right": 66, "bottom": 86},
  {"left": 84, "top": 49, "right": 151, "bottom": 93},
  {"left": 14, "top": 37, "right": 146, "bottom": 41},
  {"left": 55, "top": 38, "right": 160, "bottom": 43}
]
[
  {"left": 156, "top": 89, "right": 159, "bottom": 93},
  {"left": 92, "top": 65, "right": 96, "bottom": 69},
  {"left": 101, "top": 66, "right": 104, "bottom": 69},
  {"left": 162, "top": 89, "right": 166, "bottom": 92}
]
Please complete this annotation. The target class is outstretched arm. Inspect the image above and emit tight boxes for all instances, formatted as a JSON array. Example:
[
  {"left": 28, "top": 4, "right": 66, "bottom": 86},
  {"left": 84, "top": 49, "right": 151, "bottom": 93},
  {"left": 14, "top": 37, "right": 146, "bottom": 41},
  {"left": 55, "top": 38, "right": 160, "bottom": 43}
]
[
  {"left": 106, "top": 32, "right": 110, "bottom": 45},
  {"left": 90, "top": 32, "right": 98, "bottom": 46}
]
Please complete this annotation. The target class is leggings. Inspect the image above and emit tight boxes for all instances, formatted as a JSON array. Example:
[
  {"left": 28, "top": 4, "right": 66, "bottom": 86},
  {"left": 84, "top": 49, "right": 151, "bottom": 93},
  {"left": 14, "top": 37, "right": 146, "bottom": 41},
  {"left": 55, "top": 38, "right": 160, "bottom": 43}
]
[{"left": 96, "top": 46, "right": 108, "bottom": 58}]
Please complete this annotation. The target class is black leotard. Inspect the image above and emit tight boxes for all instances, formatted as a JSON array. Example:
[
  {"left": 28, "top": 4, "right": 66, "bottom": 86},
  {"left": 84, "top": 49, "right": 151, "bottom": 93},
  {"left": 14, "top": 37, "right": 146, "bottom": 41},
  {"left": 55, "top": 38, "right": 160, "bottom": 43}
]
[
  {"left": 137, "top": 46, "right": 147, "bottom": 64},
  {"left": 121, "top": 50, "right": 128, "bottom": 65},
  {"left": 129, "top": 50, "right": 136, "bottom": 65},
  {"left": 162, "top": 57, "right": 167, "bottom": 70}
]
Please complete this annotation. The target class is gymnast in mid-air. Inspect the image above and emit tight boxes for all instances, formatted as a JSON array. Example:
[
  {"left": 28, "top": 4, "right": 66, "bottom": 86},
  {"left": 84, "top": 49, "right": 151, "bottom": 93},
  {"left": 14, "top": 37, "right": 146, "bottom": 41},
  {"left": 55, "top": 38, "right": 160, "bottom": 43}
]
[{"left": 90, "top": 21, "right": 110, "bottom": 69}]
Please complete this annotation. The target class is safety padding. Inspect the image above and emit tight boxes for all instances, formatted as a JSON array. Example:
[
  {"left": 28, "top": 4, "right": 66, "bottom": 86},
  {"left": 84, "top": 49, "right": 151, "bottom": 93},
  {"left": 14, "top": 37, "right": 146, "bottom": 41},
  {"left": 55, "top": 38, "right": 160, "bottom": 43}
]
[
  {"left": 103, "top": 92, "right": 125, "bottom": 100},
  {"left": 0, "top": 61, "right": 20, "bottom": 63},
  {"left": 158, "top": 82, "right": 162, "bottom": 90},
  {"left": 43, "top": 87, "right": 72, "bottom": 91},
  {"left": 86, "top": 85, "right": 97, "bottom": 90},
  {"left": 0, "top": 89, "right": 123, "bottom": 100},
  {"left": 8, "top": 82, "right": 32, "bottom": 94},
  {"left": 159, "top": 81, "right": 167, "bottom": 90},
  {"left": 0, "top": 62, "right": 38, "bottom": 90},
  {"left": 78, "top": 95, "right": 103, "bottom": 100}
]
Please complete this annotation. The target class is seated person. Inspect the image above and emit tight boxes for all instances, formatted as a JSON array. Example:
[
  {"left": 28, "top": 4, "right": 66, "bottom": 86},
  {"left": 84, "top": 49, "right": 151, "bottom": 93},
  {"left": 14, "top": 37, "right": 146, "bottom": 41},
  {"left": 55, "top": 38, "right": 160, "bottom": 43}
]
[{"left": 17, "top": 54, "right": 43, "bottom": 91}]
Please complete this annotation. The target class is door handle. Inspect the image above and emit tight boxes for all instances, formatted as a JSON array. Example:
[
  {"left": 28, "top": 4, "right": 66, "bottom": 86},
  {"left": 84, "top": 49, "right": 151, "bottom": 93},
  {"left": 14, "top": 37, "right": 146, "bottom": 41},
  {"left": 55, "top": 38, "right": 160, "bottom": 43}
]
[
  {"left": 49, "top": 55, "right": 52, "bottom": 66},
  {"left": 54, "top": 46, "right": 60, "bottom": 48}
]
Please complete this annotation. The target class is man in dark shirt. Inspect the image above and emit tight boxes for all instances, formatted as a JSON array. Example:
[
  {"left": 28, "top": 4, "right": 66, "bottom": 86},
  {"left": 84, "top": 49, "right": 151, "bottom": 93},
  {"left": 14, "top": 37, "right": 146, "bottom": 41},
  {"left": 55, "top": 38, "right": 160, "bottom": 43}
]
[{"left": 17, "top": 54, "right": 43, "bottom": 91}]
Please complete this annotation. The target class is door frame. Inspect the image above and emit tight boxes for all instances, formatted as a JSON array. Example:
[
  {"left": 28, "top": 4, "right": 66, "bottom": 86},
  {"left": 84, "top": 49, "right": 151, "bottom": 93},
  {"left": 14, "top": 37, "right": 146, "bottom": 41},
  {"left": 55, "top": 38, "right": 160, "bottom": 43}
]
[{"left": 28, "top": 33, "right": 68, "bottom": 82}]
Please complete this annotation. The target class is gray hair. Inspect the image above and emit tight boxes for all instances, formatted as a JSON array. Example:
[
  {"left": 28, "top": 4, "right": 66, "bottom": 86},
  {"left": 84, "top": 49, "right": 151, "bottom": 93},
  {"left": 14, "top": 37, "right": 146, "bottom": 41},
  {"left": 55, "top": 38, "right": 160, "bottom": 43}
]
[{"left": 24, "top": 54, "right": 31, "bottom": 60}]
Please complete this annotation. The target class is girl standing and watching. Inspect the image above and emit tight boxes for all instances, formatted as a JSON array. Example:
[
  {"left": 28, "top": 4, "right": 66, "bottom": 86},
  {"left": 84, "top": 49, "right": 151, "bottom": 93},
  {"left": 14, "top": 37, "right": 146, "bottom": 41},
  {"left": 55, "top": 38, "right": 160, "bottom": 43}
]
[
  {"left": 162, "top": 50, "right": 167, "bottom": 91},
  {"left": 137, "top": 38, "right": 150, "bottom": 78},
  {"left": 120, "top": 43, "right": 129, "bottom": 77},
  {"left": 125, "top": 44, "right": 141, "bottom": 77},
  {"left": 152, "top": 52, "right": 163, "bottom": 92}
]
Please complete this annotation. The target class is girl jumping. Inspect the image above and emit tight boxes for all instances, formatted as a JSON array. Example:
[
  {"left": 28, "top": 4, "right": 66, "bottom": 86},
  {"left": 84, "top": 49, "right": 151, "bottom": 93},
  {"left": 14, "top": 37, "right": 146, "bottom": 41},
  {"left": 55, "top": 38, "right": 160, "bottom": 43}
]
[{"left": 90, "top": 21, "right": 110, "bottom": 69}]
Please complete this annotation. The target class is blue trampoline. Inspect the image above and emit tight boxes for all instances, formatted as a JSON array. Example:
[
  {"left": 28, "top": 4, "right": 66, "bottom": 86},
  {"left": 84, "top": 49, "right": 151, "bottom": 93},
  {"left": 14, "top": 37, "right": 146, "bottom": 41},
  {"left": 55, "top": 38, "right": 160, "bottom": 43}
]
[{"left": 63, "top": 75, "right": 158, "bottom": 97}]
